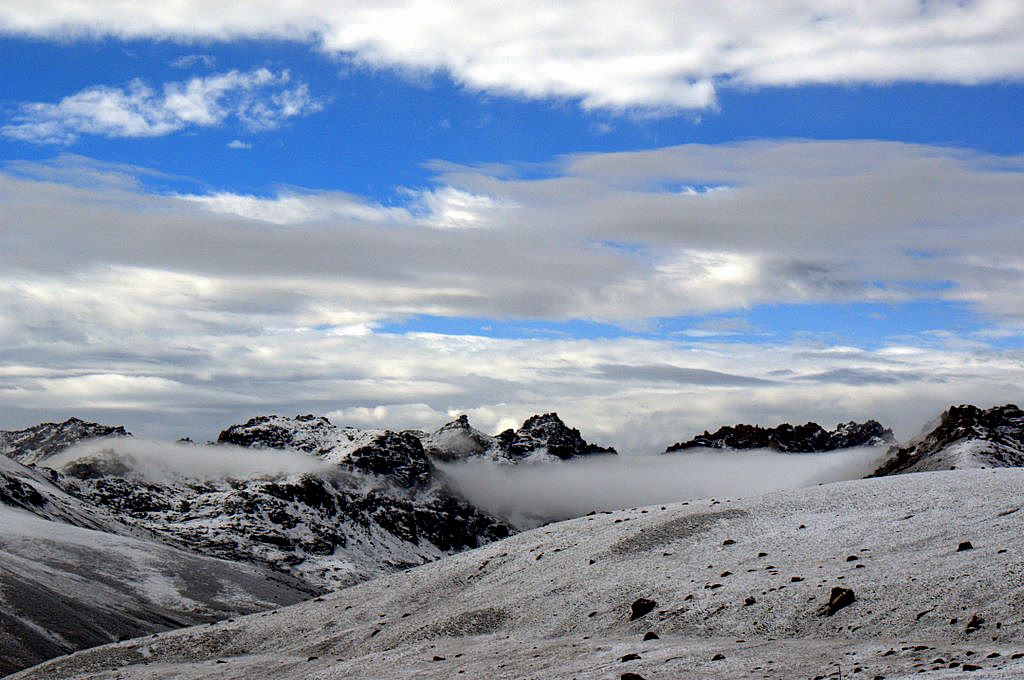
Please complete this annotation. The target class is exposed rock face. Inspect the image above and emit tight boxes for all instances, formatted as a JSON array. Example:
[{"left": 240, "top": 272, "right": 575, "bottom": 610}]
[
  {"left": 421, "top": 415, "right": 493, "bottom": 461},
  {"left": 59, "top": 464, "right": 510, "bottom": 589},
  {"left": 665, "top": 420, "right": 893, "bottom": 453},
  {"left": 418, "top": 412, "right": 616, "bottom": 463},
  {"left": 0, "top": 418, "right": 129, "bottom": 466},
  {"left": 219, "top": 415, "right": 433, "bottom": 488},
  {"left": 50, "top": 415, "right": 512, "bottom": 590},
  {"left": 495, "top": 413, "right": 617, "bottom": 461},
  {"left": 870, "top": 404, "right": 1024, "bottom": 477}
]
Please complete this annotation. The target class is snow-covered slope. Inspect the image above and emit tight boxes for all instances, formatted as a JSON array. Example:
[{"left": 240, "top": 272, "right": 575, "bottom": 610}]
[
  {"left": 53, "top": 420, "right": 511, "bottom": 590},
  {"left": 17, "top": 468, "right": 1024, "bottom": 679},
  {"left": 667, "top": 419, "right": 894, "bottom": 453},
  {"left": 0, "top": 418, "right": 129, "bottom": 466},
  {"left": 871, "top": 404, "right": 1024, "bottom": 476},
  {"left": 0, "top": 505, "right": 312, "bottom": 677}
]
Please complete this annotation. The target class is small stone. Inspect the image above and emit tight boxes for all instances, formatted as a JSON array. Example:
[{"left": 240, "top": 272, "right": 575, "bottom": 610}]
[
  {"left": 307, "top": 656, "right": 318, "bottom": 662},
  {"left": 643, "top": 632, "right": 659, "bottom": 641},
  {"left": 965, "top": 614, "right": 985, "bottom": 633},
  {"left": 846, "top": 555, "right": 859, "bottom": 561},
  {"left": 712, "top": 653, "right": 726, "bottom": 661},
  {"left": 630, "top": 598, "right": 657, "bottom": 621},
  {"left": 791, "top": 576, "right": 804, "bottom": 582},
  {"left": 744, "top": 596, "right": 756, "bottom": 606},
  {"left": 820, "top": 586, "right": 856, "bottom": 616},
  {"left": 758, "top": 552, "right": 768, "bottom": 557},
  {"left": 620, "top": 673, "right": 646, "bottom": 680},
  {"left": 620, "top": 653, "right": 642, "bottom": 662},
  {"left": 432, "top": 655, "right": 446, "bottom": 662},
  {"left": 723, "top": 539, "right": 736, "bottom": 545},
  {"left": 961, "top": 664, "right": 982, "bottom": 672},
  {"left": 958, "top": 541, "right": 974, "bottom": 552}
]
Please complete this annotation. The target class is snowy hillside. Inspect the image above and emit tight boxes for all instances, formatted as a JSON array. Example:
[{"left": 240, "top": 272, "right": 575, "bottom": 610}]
[
  {"left": 50, "top": 436, "right": 510, "bottom": 591},
  {"left": 16, "top": 468, "right": 1024, "bottom": 679},
  {"left": 0, "top": 460, "right": 314, "bottom": 677},
  {"left": 871, "top": 404, "right": 1024, "bottom": 476}
]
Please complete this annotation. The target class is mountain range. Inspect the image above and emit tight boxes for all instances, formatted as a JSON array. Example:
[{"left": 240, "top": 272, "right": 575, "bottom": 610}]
[{"left": 2, "top": 403, "right": 1024, "bottom": 676}]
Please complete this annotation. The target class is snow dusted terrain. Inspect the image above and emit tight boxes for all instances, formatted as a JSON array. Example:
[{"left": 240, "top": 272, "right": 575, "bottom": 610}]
[
  {"left": 871, "top": 404, "right": 1024, "bottom": 476},
  {"left": 6, "top": 403, "right": 1024, "bottom": 678},
  {"left": 0, "top": 455, "right": 312, "bottom": 676},
  {"left": 0, "top": 418, "right": 129, "bottom": 467},
  {"left": 14, "top": 468, "right": 1024, "bottom": 679}
]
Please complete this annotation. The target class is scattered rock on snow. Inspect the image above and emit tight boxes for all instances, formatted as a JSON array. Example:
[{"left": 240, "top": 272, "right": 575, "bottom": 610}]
[
  {"left": 965, "top": 614, "right": 985, "bottom": 633},
  {"left": 819, "top": 586, "right": 856, "bottom": 616},
  {"left": 629, "top": 598, "right": 657, "bottom": 621}
]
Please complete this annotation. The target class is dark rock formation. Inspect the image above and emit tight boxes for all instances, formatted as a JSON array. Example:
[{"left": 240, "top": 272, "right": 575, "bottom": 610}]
[
  {"left": 496, "top": 413, "right": 617, "bottom": 460},
  {"left": 666, "top": 420, "right": 893, "bottom": 453},
  {"left": 819, "top": 586, "right": 856, "bottom": 616},
  {"left": 870, "top": 404, "right": 1024, "bottom": 477},
  {"left": 0, "top": 418, "right": 129, "bottom": 466},
  {"left": 217, "top": 414, "right": 335, "bottom": 453},
  {"left": 629, "top": 597, "right": 657, "bottom": 621}
]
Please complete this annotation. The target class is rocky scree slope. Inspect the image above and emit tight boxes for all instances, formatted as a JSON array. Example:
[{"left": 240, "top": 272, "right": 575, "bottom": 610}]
[
  {"left": 870, "top": 403, "right": 1024, "bottom": 477},
  {"left": 17, "top": 468, "right": 1024, "bottom": 679},
  {"left": 666, "top": 419, "right": 893, "bottom": 453}
]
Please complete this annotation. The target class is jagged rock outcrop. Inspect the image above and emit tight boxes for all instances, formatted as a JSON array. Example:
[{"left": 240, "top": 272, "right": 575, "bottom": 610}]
[
  {"left": 870, "top": 404, "right": 1024, "bottom": 477},
  {"left": 219, "top": 415, "right": 433, "bottom": 488},
  {"left": 418, "top": 412, "right": 616, "bottom": 463},
  {"left": 666, "top": 420, "right": 893, "bottom": 453},
  {"left": 421, "top": 415, "right": 494, "bottom": 461},
  {"left": 494, "top": 413, "right": 617, "bottom": 461},
  {"left": 0, "top": 418, "right": 129, "bottom": 466},
  {"left": 12, "top": 413, "right": 513, "bottom": 589}
]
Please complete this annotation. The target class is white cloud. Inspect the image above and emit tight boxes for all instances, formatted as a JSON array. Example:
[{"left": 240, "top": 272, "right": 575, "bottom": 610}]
[
  {"left": 1, "top": 69, "right": 322, "bottom": 144},
  {"left": 226, "top": 139, "right": 252, "bottom": 149},
  {"left": 1, "top": 2, "right": 1022, "bottom": 111},
  {"left": 1, "top": 142, "right": 1024, "bottom": 444},
  {"left": 170, "top": 53, "right": 216, "bottom": 69}
]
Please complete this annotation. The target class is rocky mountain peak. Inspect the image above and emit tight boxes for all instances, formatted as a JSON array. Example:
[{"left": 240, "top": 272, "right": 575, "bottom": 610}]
[
  {"left": 496, "top": 412, "right": 617, "bottom": 460},
  {"left": 870, "top": 403, "right": 1024, "bottom": 476},
  {"left": 422, "top": 415, "right": 493, "bottom": 461},
  {"left": 666, "top": 419, "right": 893, "bottom": 453},
  {"left": 217, "top": 414, "right": 337, "bottom": 454},
  {"left": 1, "top": 418, "right": 130, "bottom": 466}
]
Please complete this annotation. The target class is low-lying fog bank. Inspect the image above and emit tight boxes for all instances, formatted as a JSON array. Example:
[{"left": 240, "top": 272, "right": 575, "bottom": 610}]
[{"left": 439, "top": 446, "right": 888, "bottom": 528}]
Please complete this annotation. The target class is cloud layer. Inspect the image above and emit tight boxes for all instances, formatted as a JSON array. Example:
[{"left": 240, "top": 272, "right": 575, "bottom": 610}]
[
  {"left": 1, "top": 141, "right": 1023, "bottom": 446},
  {"left": 2, "top": 69, "right": 320, "bottom": 144},
  {"left": 47, "top": 437, "right": 329, "bottom": 482},
  {"left": 439, "top": 446, "right": 889, "bottom": 528},
  {"left": 2, "top": 2, "right": 1023, "bottom": 110}
]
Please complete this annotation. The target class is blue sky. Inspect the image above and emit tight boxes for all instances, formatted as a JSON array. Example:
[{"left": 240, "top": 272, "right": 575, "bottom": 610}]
[{"left": 1, "top": 2, "right": 1023, "bottom": 445}]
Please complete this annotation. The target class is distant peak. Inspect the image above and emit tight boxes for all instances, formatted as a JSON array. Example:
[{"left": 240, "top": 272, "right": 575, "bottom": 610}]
[{"left": 666, "top": 419, "right": 893, "bottom": 453}]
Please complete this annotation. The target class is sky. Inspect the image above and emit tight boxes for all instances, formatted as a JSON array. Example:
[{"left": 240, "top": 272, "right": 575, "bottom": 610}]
[{"left": 1, "top": 2, "right": 1023, "bottom": 450}]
